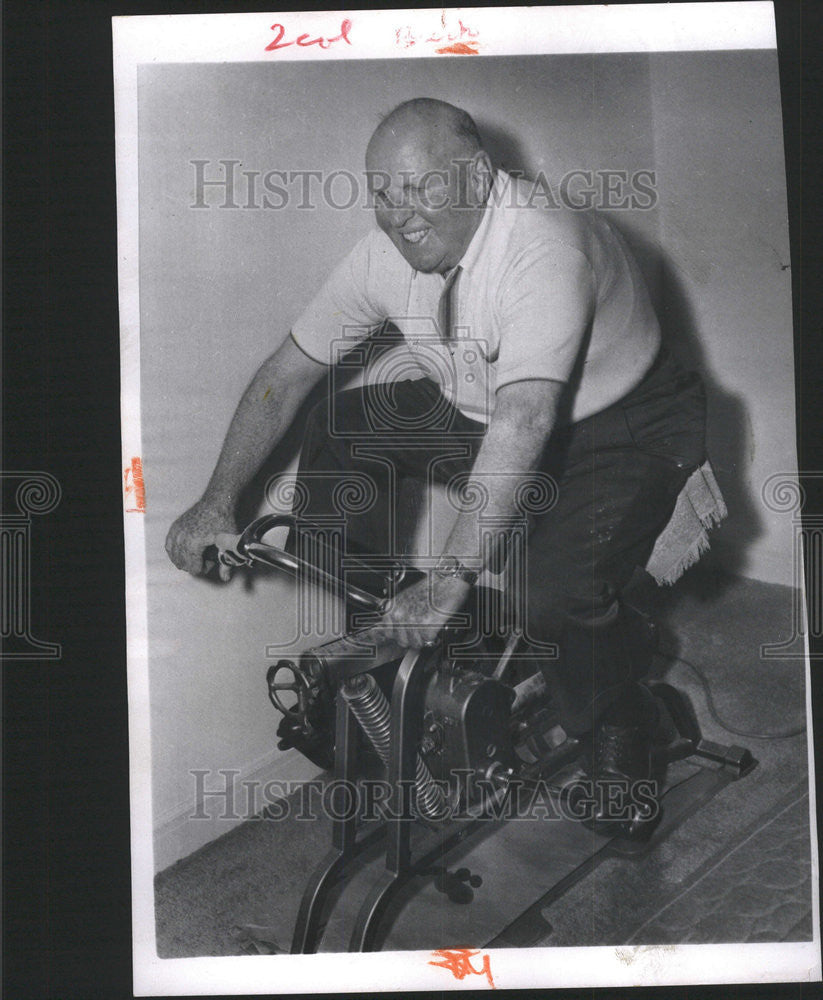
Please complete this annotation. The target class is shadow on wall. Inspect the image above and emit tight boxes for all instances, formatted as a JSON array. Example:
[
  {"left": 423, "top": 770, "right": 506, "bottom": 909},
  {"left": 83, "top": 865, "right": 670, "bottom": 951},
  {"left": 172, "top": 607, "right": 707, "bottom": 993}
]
[
  {"left": 481, "top": 118, "right": 762, "bottom": 583},
  {"left": 658, "top": 255, "right": 761, "bottom": 582},
  {"left": 478, "top": 119, "right": 530, "bottom": 183}
]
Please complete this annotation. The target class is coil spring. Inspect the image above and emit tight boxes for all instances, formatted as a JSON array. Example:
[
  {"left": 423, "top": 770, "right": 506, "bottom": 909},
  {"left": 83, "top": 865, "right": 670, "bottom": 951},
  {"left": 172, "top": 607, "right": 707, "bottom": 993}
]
[{"left": 341, "top": 673, "right": 446, "bottom": 820}]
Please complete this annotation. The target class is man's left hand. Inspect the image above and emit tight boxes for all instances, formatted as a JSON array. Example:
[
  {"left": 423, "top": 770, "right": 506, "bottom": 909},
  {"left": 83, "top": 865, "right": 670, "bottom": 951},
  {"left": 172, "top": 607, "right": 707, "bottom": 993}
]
[{"left": 366, "top": 573, "right": 472, "bottom": 649}]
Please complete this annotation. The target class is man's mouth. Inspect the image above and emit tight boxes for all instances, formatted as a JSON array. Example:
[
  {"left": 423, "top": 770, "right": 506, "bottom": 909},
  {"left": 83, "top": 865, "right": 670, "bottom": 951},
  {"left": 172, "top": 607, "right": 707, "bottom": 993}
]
[{"left": 400, "top": 228, "right": 429, "bottom": 245}]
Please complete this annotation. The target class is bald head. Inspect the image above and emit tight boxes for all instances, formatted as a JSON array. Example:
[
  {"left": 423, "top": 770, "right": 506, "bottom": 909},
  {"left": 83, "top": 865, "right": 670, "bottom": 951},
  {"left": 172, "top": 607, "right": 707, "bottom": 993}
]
[
  {"left": 365, "top": 99, "right": 493, "bottom": 274},
  {"left": 367, "top": 98, "right": 482, "bottom": 164}
]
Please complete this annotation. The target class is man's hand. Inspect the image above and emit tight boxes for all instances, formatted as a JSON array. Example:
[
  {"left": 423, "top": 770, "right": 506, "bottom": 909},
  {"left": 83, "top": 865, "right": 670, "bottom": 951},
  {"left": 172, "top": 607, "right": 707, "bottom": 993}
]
[
  {"left": 367, "top": 573, "right": 472, "bottom": 649},
  {"left": 164, "top": 336, "right": 325, "bottom": 583},
  {"left": 165, "top": 500, "right": 239, "bottom": 581}
]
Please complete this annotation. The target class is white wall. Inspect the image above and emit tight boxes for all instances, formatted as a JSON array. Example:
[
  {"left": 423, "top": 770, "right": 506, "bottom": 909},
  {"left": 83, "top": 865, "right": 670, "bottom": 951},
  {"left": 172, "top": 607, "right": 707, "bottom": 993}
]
[
  {"left": 650, "top": 49, "right": 795, "bottom": 584},
  {"left": 137, "top": 50, "right": 793, "bottom": 869}
]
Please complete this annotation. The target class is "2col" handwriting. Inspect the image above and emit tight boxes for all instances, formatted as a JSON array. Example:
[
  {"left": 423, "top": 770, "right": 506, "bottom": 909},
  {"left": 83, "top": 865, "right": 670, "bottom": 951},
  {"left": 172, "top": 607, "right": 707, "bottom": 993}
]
[{"left": 265, "top": 19, "right": 353, "bottom": 53}]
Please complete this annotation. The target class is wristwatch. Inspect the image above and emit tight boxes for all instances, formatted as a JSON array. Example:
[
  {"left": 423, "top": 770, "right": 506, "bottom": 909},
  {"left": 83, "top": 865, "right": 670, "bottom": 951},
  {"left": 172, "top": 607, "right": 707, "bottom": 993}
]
[{"left": 434, "top": 554, "right": 480, "bottom": 587}]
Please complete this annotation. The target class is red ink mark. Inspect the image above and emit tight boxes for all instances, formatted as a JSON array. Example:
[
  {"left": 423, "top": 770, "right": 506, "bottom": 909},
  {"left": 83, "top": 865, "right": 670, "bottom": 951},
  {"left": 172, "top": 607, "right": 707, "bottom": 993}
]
[
  {"left": 397, "top": 19, "right": 479, "bottom": 53},
  {"left": 395, "top": 26, "right": 416, "bottom": 48},
  {"left": 265, "top": 18, "right": 352, "bottom": 52},
  {"left": 435, "top": 41, "right": 479, "bottom": 55},
  {"left": 124, "top": 457, "right": 145, "bottom": 513},
  {"left": 429, "top": 949, "right": 495, "bottom": 988}
]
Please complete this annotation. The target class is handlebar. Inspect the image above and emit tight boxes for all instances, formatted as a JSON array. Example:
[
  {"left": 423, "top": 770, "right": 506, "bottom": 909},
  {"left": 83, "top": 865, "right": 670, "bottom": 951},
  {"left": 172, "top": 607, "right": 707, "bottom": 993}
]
[{"left": 211, "top": 513, "right": 391, "bottom": 613}]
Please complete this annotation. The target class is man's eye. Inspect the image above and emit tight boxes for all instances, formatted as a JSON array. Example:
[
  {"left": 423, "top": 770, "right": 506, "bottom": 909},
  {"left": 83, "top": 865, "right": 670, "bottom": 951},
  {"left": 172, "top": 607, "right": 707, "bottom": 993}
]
[
  {"left": 417, "top": 180, "right": 447, "bottom": 208},
  {"left": 374, "top": 190, "right": 412, "bottom": 210}
]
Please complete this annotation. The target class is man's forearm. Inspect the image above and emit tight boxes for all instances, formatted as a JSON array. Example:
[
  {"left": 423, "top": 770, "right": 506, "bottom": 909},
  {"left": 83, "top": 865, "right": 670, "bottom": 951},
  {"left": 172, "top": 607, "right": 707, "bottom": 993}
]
[
  {"left": 200, "top": 334, "right": 325, "bottom": 512},
  {"left": 442, "top": 380, "right": 564, "bottom": 568},
  {"left": 355, "top": 380, "right": 565, "bottom": 648}
]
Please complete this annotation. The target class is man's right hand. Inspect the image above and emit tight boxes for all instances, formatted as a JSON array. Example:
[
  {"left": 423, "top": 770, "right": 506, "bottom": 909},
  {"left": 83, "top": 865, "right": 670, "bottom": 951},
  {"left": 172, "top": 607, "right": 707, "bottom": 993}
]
[{"left": 165, "top": 500, "right": 239, "bottom": 581}]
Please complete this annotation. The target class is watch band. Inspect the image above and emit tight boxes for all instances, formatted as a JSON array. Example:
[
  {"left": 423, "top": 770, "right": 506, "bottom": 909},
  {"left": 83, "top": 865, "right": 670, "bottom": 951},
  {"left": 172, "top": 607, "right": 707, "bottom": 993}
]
[{"left": 434, "top": 555, "right": 480, "bottom": 586}]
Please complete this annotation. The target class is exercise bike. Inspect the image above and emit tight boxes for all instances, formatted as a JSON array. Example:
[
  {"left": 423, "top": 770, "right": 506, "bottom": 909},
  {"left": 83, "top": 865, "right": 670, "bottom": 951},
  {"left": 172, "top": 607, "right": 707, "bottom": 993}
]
[{"left": 213, "top": 512, "right": 756, "bottom": 954}]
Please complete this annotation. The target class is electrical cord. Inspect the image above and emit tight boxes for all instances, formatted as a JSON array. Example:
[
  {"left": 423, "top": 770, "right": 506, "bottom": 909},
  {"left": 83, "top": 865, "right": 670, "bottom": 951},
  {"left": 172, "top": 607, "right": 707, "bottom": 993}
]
[{"left": 656, "top": 646, "right": 807, "bottom": 741}]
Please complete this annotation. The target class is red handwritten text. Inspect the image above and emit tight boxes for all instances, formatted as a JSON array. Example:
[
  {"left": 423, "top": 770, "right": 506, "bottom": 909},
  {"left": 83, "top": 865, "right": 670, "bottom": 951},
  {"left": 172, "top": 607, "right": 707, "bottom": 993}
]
[
  {"left": 124, "top": 457, "right": 145, "bottom": 513},
  {"left": 396, "top": 19, "right": 479, "bottom": 54},
  {"left": 429, "top": 948, "right": 495, "bottom": 988},
  {"left": 265, "top": 18, "right": 352, "bottom": 53}
]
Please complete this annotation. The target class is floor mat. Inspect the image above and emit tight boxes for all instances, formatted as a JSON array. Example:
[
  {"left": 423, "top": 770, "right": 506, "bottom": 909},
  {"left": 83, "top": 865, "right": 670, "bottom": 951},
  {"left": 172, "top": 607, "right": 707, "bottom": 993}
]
[{"left": 625, "top": 784, "right": 813, "bottom": 945}]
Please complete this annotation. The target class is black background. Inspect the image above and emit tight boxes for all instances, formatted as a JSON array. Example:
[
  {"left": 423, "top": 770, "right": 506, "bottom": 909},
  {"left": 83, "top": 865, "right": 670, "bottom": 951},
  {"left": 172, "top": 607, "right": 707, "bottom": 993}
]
[{"left": 2, "top": 1, "right": 821, "bottom": 998}]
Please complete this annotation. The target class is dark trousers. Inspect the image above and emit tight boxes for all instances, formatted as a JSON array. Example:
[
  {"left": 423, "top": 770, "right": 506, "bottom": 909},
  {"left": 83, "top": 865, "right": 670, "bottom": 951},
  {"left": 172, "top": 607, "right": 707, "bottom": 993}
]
[{"left": 293, "top": 348, "right": 706, "bottom": 732}]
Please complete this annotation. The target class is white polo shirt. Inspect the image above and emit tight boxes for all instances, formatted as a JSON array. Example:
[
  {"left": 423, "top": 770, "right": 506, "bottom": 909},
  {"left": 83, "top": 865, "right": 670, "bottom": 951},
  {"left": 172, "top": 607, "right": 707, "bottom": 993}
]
[{"left": 291, "top": 171, "right": 660, "bottom": 424}]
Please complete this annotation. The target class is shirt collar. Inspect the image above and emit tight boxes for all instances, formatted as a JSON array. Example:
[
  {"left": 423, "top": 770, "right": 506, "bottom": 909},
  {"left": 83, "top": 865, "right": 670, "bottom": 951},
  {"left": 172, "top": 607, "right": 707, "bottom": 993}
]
[{"left": 456, "top": 169, "right": 508, "bottom": 276}]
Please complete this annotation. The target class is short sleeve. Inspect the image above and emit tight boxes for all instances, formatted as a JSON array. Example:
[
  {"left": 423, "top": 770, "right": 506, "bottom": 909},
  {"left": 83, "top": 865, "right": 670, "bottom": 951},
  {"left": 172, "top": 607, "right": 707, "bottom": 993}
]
[
  {"left": 494, "top": 240, "right": 594, "bottom": 390},
  {"left": 291, "top": 230, "right": 401, "bottom": 366}
]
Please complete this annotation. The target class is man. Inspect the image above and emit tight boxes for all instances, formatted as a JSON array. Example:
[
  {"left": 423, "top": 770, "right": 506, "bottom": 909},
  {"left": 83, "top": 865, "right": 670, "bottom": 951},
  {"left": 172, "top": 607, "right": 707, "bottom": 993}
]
[{"left": 166, "top": 98, "right": 706, "bottom": 833}]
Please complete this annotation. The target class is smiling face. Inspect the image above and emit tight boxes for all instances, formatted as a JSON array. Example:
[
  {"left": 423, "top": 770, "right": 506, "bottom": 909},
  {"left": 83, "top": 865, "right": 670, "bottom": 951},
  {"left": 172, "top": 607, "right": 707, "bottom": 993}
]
[{"left": 365, "top": 104, "right": 493, "bottom": 274}]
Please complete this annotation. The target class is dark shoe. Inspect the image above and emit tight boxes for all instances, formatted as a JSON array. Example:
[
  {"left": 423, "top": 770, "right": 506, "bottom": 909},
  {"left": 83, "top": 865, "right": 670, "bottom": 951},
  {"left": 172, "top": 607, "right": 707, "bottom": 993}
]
[
  {"left": 580, "top": 718, "right": 662, "bottom": 839},
  {"left": 562, "top": 683, "right": 663, "bottom": 840}
]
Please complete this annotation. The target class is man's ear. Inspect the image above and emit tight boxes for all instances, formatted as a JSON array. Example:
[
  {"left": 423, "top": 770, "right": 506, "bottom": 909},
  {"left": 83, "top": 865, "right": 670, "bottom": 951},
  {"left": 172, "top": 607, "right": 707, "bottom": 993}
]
[{"left": 470, "top": 150, "right": 494, "bottom": 203}]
